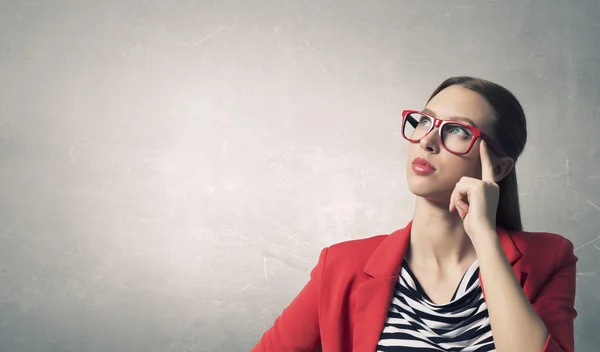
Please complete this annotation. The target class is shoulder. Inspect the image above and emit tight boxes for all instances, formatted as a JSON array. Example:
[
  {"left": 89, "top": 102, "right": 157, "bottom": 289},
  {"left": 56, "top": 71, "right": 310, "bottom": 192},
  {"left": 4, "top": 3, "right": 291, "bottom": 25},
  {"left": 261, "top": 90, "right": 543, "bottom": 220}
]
[
  {"left": 509, "top": 230, "right": 578, "bottom": 266},
  {"left": 510, "top": 230, "right": 568, "bottom": 249},
  {"left": 328, "top": 233, "right": 388, "bottom": 256},
  {"left": 320, "top": 233, "right": 389, "bottom": 273}
]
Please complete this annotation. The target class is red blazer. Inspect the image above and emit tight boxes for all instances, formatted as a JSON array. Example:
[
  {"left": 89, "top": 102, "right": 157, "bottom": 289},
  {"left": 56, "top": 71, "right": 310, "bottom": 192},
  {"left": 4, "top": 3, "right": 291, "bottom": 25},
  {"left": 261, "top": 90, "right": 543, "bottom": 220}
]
[{"left": 252, "top": 221, "right": 578, "bottom": 352}]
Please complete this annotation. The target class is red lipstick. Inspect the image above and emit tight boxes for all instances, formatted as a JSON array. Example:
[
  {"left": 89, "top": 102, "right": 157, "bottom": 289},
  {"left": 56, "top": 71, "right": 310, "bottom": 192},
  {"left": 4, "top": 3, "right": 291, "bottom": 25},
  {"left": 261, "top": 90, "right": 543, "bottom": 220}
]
[{"left": 411, "top": 157, "right": 436, "bottom": 175}]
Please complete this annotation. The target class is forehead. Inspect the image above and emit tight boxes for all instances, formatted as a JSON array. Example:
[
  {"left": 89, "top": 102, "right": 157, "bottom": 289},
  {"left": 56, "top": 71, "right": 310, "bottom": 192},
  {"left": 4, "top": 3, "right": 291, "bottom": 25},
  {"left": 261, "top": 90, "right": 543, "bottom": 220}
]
[{"left": 424, "top": 85, "right": 495, "bottom": 130}]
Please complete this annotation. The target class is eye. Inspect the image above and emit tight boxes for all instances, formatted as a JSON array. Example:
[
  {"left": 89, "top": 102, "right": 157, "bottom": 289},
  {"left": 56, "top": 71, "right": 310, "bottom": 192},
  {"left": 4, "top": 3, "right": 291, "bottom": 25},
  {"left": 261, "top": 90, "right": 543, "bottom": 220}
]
[
  {"left": 448, "top": 125, "right": 472, "bottom": 137},
  {"left": 419, "top": 117, "right": 431, "bottom": 126}
]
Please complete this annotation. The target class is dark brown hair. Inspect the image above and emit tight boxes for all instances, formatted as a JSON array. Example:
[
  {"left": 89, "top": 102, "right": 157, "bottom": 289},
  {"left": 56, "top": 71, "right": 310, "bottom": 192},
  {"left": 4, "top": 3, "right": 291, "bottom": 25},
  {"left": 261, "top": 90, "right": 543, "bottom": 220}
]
[{"left": 427, "top": 76, "right": 528, "bottom": 231}]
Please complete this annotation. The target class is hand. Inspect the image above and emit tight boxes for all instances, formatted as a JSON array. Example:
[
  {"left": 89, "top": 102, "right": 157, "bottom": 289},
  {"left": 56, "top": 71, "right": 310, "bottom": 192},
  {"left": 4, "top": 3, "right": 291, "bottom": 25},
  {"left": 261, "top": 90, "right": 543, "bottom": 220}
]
[{"left": 449, "top": 140, "right": 499, "bottom": 240}]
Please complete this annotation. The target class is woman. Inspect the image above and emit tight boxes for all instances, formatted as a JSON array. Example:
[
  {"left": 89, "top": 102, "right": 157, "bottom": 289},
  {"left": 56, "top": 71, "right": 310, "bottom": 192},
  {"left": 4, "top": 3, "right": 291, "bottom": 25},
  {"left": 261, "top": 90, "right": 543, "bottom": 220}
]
[{"left": 252, "top": 77, "right": 577, "bottom": 352}]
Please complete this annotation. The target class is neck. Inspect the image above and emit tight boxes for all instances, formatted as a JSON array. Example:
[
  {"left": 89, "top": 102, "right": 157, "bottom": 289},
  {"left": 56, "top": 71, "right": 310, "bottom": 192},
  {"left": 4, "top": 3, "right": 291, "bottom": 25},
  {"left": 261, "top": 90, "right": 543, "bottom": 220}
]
[{"left": 407, "top": 196, "right": 477, "bottom": 268}]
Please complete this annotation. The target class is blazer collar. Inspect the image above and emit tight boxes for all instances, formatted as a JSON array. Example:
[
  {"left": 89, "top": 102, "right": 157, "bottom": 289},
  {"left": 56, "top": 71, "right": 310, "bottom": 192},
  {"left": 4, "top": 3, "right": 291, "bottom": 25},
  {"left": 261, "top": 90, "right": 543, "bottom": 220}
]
[{"left": 363, "top": 220, "right": 523, "bottom": 278}]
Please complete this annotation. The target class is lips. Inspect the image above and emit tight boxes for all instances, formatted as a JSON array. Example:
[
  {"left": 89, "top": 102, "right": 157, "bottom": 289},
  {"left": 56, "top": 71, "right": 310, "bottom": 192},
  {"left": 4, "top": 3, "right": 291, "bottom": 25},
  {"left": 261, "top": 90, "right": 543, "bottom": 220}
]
[
  {"left": 412, "top": 157, "right": 435, "bottom": 169},
  {"left": 411, "top": 157, "right": 436, "bottom": 175}
]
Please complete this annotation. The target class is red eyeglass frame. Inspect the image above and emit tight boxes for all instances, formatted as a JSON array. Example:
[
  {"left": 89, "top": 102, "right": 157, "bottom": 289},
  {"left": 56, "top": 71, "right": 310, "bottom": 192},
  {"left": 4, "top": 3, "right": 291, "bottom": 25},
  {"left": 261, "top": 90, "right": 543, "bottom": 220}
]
[{"left": 401, "top": 109, "right": 507, "bottom": 157}]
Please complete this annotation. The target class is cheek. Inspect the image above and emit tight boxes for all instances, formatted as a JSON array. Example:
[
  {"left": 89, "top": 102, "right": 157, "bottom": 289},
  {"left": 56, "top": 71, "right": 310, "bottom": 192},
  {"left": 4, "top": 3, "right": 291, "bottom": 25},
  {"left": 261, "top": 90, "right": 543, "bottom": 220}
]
[
  {"left": 405, "top": 144, "right": 419, "bottom": 165},
  {"left": 440, "top": 153, "right": 481, "bottom": 181},
  {"left": 456, "top": 154, "right": 481, "bottom": 179}
]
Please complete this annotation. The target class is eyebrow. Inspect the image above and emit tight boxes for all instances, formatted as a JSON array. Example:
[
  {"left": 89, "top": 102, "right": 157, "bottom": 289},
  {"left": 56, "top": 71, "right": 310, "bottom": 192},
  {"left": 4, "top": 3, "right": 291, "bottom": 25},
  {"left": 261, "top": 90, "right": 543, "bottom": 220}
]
[{"left": 422, "top": 108, "right": 478, "bottom": 127}]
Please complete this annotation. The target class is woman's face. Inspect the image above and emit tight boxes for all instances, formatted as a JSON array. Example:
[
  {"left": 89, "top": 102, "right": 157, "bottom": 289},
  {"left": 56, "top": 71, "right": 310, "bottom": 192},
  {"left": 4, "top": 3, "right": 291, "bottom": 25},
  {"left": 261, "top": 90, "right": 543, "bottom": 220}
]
[{"left": 405, "top": 84, "right": 498, "bottom": 204}]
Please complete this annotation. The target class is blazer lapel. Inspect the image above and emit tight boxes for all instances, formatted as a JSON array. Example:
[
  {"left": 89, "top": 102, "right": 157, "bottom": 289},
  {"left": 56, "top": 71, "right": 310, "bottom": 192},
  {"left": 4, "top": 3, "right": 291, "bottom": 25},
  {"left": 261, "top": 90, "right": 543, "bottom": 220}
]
[{"left": 352, "top": 222, "right": 412, "bottom": 352}]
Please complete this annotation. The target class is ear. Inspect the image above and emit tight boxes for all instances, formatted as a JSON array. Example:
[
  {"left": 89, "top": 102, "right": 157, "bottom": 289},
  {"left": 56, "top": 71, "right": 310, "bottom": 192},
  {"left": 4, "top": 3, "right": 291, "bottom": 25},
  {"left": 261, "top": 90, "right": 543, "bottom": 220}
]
[{"left": 493, "top": 156, "right": 515, "bottom": 183}]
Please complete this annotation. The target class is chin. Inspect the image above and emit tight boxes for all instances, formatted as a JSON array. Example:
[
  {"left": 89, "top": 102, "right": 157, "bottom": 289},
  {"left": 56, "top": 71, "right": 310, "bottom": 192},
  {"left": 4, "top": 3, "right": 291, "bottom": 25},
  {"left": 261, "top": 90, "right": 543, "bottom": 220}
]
[{"left": 406, "top": 174, "right": 452, "bottom": 203}]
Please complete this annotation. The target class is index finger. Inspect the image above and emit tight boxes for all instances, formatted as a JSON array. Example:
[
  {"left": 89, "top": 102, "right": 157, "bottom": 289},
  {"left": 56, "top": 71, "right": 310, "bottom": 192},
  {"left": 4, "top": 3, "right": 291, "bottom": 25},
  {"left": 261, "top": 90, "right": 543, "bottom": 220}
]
[{"left": 480, "top": 140, "right": 495, "bottom": 182}]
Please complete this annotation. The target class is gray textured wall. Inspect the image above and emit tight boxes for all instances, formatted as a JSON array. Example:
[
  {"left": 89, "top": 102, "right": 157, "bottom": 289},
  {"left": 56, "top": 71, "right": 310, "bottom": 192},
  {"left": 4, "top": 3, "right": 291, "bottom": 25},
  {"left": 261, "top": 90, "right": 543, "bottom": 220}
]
[{"left": 0, "top": 0, "right": 599, "bottom": 351}]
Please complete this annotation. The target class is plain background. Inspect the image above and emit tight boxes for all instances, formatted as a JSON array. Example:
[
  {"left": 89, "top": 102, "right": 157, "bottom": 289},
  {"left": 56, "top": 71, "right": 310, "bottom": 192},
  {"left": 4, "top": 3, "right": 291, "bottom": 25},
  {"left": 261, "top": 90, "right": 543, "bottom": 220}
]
[{"left": 1, "top": 0, "right": 599, "bottom": 351}]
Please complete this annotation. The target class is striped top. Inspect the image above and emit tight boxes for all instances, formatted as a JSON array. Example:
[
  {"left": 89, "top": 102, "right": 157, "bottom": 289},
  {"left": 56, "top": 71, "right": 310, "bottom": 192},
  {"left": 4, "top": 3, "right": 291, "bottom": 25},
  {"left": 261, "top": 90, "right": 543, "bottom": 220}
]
[{"left": 377, "top": 259, "right": 495, "bottom": 351}]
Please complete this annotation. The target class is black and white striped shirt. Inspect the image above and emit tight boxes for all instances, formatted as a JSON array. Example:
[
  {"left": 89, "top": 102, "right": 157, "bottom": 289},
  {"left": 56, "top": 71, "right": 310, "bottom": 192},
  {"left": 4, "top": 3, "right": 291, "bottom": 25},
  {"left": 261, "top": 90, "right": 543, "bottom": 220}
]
[{"left": 377, "top": 259, "right": 495, "bottom": 351}]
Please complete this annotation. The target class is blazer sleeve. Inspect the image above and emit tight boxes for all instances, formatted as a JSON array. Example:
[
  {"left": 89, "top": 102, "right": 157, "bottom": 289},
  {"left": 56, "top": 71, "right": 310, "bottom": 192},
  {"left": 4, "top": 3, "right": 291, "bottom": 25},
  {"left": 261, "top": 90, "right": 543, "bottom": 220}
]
[
  {"left": 531, "top": 238, "right": 578, "bottom": 352},
  {"left": 251, "top": 247, "right": 328, "bottom": 352}
]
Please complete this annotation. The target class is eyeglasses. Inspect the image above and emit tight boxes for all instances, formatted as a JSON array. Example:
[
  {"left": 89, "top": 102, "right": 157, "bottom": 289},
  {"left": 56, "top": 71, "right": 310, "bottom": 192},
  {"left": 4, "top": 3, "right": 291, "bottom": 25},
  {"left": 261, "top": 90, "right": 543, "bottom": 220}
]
[{"left": 401, "top": 109, "right": 507, "bottom": 156}]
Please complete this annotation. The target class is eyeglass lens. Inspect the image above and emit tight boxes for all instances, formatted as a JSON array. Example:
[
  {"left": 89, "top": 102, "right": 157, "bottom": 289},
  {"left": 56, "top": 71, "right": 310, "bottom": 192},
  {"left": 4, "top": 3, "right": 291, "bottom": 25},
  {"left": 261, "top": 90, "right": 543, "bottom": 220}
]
[{"left": 403, "top": 112, "right": 474, "bottom": 154}]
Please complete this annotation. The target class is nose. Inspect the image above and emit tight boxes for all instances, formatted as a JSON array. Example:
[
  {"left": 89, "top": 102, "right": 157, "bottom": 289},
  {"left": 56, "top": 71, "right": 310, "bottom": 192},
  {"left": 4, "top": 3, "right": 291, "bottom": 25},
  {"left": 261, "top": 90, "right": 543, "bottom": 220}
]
[{"left": 419, "top": 127, "right": 440, "bottom": 153}]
